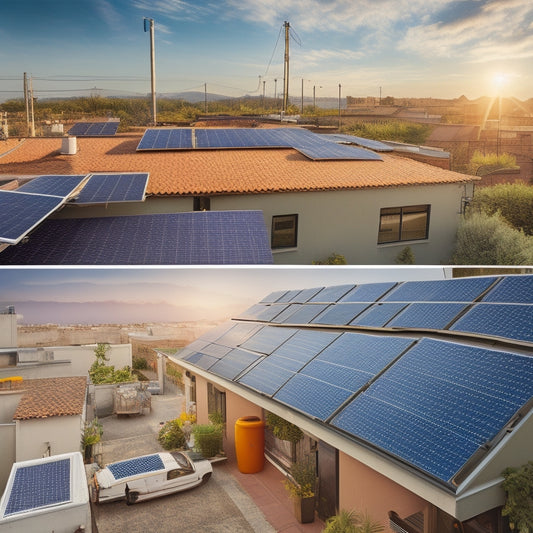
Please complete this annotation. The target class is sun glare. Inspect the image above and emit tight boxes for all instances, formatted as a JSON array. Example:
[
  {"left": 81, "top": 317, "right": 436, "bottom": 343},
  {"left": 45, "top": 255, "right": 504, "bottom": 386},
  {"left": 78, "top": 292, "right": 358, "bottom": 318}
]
[{"left": 490, "top": 72, "right": 512, "bottom": 95}]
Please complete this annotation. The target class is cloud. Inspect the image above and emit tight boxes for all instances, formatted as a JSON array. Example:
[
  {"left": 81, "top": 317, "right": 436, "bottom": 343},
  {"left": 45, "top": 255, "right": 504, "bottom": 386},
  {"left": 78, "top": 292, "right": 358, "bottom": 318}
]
[
  {"left": 94, "top": 0, "right": 124, "bottom": 30},
  {"left": 131, "top": 0, "right": 213, "bottom": 23}
]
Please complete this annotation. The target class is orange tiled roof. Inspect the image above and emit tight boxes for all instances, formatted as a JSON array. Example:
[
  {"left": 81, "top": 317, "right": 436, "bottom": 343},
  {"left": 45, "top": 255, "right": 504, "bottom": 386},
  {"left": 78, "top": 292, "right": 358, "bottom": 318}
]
[
  {"left": 12, "top": 376, "right": 87, "bottom": 420},
  {"left": 0, "top": 133, "right": 477, "bottom": 197}
]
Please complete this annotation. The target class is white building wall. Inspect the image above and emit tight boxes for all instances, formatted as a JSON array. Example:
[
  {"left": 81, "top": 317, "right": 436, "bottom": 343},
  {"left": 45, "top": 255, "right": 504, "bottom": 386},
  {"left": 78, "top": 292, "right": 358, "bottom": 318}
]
[
  {"left": 0, "top": 314, "right": 17, "bottom": 349},
  {"left": 15, "top": 415, "right": 83, "bottom": 462}
]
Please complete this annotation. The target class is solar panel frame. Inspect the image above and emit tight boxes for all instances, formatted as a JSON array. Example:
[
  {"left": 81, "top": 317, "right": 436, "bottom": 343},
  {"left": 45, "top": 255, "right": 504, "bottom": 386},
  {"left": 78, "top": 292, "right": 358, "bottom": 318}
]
[
  {"left": 0, "top": 190, "right": 67, "bottom": 245},
  {"left": 311, "top": 303, "right": 370, "bottom": 325},
  {"left": 74, "top": 173, "right": 149, "bottom": 204},
  {"left": 136, "top": 128, "right": 193, "bottom": 150},
  {"left": 16, "top": 175, "right": 89, "bottom": 197},
  {"left": 209, "top": 348, "right": 263, "bottom": 380},
  {"left": 67, "top": 121, "right": 119, "bottom": 136},
  {"left": 340, "top": 282, "right": 397, "bottom": 302},
  {"left": 309, "top": 284, "right": 356, "bottom": 303},
  {"left": 387, "top": 302, "right": 470, "bottom": 330},
  {"left": 239, "top": 326, "right": 298, "bottom": 355},
  {"left": 349, "top": 302, "right": 408, "bottom": 327},
  {"left": 4, "top": 458, "right": 71, "bottom": 516},
  {"left": 237, "top": 356, "right": 294, "bottom": 395}
]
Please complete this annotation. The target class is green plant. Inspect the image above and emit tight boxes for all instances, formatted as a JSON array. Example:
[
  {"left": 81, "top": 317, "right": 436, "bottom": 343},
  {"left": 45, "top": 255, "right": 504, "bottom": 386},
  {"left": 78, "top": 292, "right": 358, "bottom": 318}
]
[
  {"left": 165, "top": 364, "right": 183, "bottom": 384},
  {"left": 83, "top": 418, "right": 103, "bottom": 462},
  {"left": 312, "top": 252, "right": 347, "bottom": 265},
  {"left": 192, "top": 424, "right": 224, "bottom": 458},
  {"left": 502, "top": 461, "right": 533, "bottom": 532},
  {"left": 265, "top": 412, "right": 303, "bottom": 443},
  {"left": 208, "top": 410, "right": 224, "bottom": 426},
  {"left": 324, "top": 509, "right": 385, "bottom": 533},
  {"left": 158, "top": 419, "right": 187, "bottom": 450},
  {"left": 284, "top": 455, "right": 316, "bottom": 498},
  {"left": 94, "top": 343, "right": 110, "bottom": 364},
  {"left": 132, "top": 357, "right": 148, "bottom": 370},
  {"left": 394, "top": 246, "right": 415, "bottom": 264}
]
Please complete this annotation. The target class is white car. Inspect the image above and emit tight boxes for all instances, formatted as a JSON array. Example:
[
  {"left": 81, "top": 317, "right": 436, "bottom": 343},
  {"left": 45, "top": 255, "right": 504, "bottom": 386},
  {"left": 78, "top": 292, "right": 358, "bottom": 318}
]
[{"left": 92, "top": 451, "right": 212, "bottom": 505}]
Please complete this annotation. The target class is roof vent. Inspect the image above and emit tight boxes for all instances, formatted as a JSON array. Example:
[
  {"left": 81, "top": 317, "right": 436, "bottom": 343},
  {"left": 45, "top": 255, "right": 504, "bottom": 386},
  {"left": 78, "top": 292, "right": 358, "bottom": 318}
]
[{"left": 60, "top": 136, "right": 77, "bottom": 155}]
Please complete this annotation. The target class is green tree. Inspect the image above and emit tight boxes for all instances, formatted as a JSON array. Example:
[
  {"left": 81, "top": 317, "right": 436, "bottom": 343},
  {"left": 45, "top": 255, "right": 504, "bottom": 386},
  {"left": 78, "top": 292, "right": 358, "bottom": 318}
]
[
  {"left": 158, "top": 419, "right": 187, "bottom": 450},
  {"left": 312, "top": 253, "right": 347, "bottom": 265},
  {"left": 471, "top": 182, "right": 533, "bottom": 235},
  {"left": 467, "top": 150, "right": 518, "bottom": 176},
  {"left": 453, "top": 212, "right": 533, "bottom": 265},
  {"left": 394, "top": 246, "right": 415, "bottom": 264},
  {"left": 502, "top": 461, "right": 533, "bottom": 533}
]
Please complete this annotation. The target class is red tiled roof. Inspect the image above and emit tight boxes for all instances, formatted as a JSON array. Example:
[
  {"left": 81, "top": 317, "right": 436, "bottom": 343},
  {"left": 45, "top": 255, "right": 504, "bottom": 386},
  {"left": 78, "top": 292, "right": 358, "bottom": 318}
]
[
  {"left": 0, "top": 133, "right": 477, "bottom": 197},
  {"left": 12, "top": 376, "right": 87, "bottom": 420}
]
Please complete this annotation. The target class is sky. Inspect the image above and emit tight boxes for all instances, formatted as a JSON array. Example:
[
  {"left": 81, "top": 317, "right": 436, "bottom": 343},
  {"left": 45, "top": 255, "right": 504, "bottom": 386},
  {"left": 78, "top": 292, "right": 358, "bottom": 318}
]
[
  {"left": 1, "top": 0, "right": 532, "bottom": 102},
  {"left": 0, "top": 266, "right": 450, "bottom": 325}
]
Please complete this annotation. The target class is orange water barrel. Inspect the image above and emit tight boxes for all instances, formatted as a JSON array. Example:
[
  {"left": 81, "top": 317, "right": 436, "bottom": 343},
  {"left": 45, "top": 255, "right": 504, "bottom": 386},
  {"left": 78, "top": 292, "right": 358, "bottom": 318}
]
[{"left": 234, "top": 416, "right": 265, "bottom": 473}]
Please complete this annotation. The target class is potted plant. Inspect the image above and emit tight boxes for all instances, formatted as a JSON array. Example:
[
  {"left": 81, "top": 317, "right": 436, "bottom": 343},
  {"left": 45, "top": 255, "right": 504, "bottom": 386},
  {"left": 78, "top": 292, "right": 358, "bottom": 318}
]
[
  {"left": 324, "top": 509, "right": 384, "bottom": 533},
  {"left": 283, "top": 455, "right": 317, "bottom": 524}
]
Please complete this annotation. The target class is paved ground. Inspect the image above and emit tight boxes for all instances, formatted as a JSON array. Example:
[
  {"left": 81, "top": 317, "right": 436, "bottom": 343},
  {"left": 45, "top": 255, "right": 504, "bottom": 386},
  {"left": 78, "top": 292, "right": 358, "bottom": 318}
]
[{"left": 92, "top": 391, "right": 275, "bottom": 533}]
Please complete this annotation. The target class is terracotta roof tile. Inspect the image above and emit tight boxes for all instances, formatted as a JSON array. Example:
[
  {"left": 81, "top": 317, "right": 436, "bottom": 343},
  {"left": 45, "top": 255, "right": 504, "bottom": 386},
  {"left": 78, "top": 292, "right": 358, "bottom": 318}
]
[
  {"left": 12, "top": 376, "right": 87, "bottom": 420},
  {"left": 0, "top": 132, "right": 477, "bottom": 197}
]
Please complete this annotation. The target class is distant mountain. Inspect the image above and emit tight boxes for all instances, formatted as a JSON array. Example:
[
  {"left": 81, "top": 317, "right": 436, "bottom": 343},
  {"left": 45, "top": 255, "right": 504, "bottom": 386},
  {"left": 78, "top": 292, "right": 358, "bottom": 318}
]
[{"left": 158, "top": 91, "right": 232, "bottom": 103}]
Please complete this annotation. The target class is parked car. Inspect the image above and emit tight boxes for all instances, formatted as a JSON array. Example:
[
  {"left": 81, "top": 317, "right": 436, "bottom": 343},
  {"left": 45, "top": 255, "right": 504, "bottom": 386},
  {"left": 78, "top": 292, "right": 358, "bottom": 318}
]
[{"left": 92, "top": 451, "right": 212, "bottom": 505}]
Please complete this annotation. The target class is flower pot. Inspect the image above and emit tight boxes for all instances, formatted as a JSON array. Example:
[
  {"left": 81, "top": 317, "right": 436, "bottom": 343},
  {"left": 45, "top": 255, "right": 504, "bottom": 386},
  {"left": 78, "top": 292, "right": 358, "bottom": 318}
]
[{"left": 294, "top": 495, "right": 315, "bottom": 523}]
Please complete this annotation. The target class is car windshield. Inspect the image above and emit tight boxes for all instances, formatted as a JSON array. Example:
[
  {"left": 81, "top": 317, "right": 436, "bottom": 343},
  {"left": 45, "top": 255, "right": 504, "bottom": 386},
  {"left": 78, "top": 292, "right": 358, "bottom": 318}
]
[{"left": 171, "top": 452, "right": 192, "bottom": 470}]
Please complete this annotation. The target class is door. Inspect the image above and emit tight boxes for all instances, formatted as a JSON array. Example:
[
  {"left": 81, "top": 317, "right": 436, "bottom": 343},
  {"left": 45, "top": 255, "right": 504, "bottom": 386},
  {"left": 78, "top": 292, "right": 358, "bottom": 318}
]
[{"left": 317, "top": 440, "right": 338, "bottom": 520}]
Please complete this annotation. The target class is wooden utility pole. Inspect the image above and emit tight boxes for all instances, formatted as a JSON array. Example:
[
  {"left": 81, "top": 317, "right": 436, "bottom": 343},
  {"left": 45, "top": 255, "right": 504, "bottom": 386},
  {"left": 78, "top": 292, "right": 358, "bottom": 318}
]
[
  {"left": 23, "top": 73, "right": 30, "bottom": 136},
  {"left": 144, "top": 18, "right": 157, "bottom": 125},
  {"left": 282, "top": 21, "right": 290, "bottom": 113},
  {"left": 338, "top": 83, "right": 342, "bottom": 130},
  {"left": 204, "top": 83, "right": 208, "bottom": 113},
  {"left": 29, "top": 77, "right": 35, "bottom": 137}
]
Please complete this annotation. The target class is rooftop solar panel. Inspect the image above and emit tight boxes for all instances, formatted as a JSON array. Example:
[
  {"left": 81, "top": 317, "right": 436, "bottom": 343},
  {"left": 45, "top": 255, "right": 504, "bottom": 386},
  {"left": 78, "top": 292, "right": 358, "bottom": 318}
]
[
  {"left": 331, "top": 338, "right": 533, "bottom": 483},
  {"left": 449, "top": 303, "right": 533, "bottom": 343},
  {"left": 350, "top": 302, "right": 408, "bottom": 327},
  {"left": 237, "top": 356, "right": 294, "bottom": 395},
  {"left": 256, "top": 304, "right": 290, "bottom": 322},
  {"left": 183, "top": 351, "right": 219, "bottom": 370},
  {"left": 482, "top": 275, "right": 533, "bottom": 304},
  {"left": 382, "top": 277, "right": 498, "bottom": 303},
  {"left": 291, "top": 136, "right": 383, "bottom": 161},
  {"left": 324, "top": 134, "right": 393, "bottom": 152},
  {"left": 272, "top": 330, "right": 340, "bottom": 364},
  {"left": 240, "top": 326, "right": 298, "bottom": 355},
  {"left": 74, "top": 173, "right": 148, "bottom": 204},
  {"left": 340, "top": 282, "right": 397, "bottom": 302},
  {"left": 280, "top": 303, "right": 330, "bottom": 324},
  {"left": 276, "top": 290, "right": 305, "bottom": 303},
  {"left": 68, "top": 121, "right": 119, "bottom": 136},
  {"left": 5, "top": 458, "right": 71, "bottom": 516},
  {"left": 213, "top": 322, "right": 262, "bottom": 347},
  {"left": 312, "top": 303, "right": 370, "bottom": 325},
  {"left": 108, "top": 454, "right": 164, "bottom": 480},
  {"left": 310, "top": 284, "right": 356, "bottom": 303},
  {"left": 387, "top": 302, "right": 470, "bottom": 330},
  {"left": 16, "top": 175, "right": 88, "bottom": 197},
  {"left": 136, "top": 128, "right": 193, "bottom": 150},
  {"left": 0, "top": 190, "right": 66, "bottom": 245},
  {"left": 260, "top": 290, "right": 290, "bottom": 303},
  {"left": 0, "top": 210, "right": 273, "bottom": 265},
  {"left": 209, "top": 348, "right": 262, "bottom": 380}
]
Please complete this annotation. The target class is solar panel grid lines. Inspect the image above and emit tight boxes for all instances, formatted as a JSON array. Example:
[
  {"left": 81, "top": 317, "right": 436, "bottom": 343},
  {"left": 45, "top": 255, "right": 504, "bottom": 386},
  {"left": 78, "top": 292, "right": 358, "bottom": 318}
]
[
  {"left": 74, "top": 173, "right": 149, "bottom": 204},
  {"left": 482, "top": 275, "right": 533, "bottom": 303},
  {"left": 183, "top": 351, "right": 220, "bottom": 370},
  {"left": 237, "top": 356, "right": 295, "bottom": 396},
  {"left": 340, "top": 282, "right": 398, "bottom": 303},
  {"left": 67, "top": 121, "right": 119, "bottom": 136},
  {"left": 0, "top": 190, "right": 66, "bottom": 244},
  {"left": 108, "top": 454, "right": 165, "bottom": 480},
  {"left": 255, "top": 304, "right": 291, "bottom": 322},
  {"left": 309, "top": 284, "right": 356, "bottom": 303},
  {"left": 137, "top": 128, "right": 193, "bottom": 150},
  {"left": 288, "top": 286, "right": 324, "bottom": 303},
  {"left": 16, "top": 174, "right": 89, "bottom": 197},
  {"left": 212, "top": 322, "right": 263, "bottom": 348},
  {"left": 312, "top": 302, "right": 371, "bottom": 326},
  {"left": 209, "top": 348, "right": 263, "bottom": 380},
  {"left": 5, "top": 458, "right": 71, "bottom": 516},
  {"left": 260, "top": 290, "right": 290, "bottom": 303},
  {"left": 271, "top": 329, "right": 341, "bottom": 365},
  {"left": 387, "top": 302, "right": 470, "bottom": 330},
  {"left": 349, "top": 302, "right": 409, "bottom": 328},
  {"left": 279, "top": 303, "right": 330, "bottom": 324},
  {"left": 276, "top": 289, "right": 304, "bottom": 303},
  {"left": 239, "top": 325, "right": 299, "bottom": 355}
]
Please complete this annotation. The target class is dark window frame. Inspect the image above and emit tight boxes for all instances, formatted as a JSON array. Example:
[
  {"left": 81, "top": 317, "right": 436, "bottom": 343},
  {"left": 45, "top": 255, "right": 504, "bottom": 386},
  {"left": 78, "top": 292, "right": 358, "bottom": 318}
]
[
  {"left": 193, "top": 196, "right": 211, "bottom": 211},
  {"left": 378, "top": 205, "right": 430, "bottom": 244},
  {"left": 271, "top": 214, "right": 298, "bottom": 249}
]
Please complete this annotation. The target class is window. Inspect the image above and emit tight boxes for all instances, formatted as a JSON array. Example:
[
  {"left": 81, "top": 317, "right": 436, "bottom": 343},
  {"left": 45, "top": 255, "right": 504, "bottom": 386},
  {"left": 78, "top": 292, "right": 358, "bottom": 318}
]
[
  {"left": 193, "top": 197, "right": 211, "bottom": 211},
  {"left": 378, "top": 205, "right": 430, "bottom": 244},
  {"left": 207, "top": 383, "right": 226, "bottom": 423},
  {"left": 271, "top": 214, "right": 298, "bottom": 248}
]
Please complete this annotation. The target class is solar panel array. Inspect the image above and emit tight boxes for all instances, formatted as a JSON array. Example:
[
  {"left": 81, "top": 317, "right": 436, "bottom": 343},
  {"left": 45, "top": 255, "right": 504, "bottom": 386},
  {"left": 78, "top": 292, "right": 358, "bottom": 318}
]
[
  {"left": 74, "top": 173, "right": 148, "bottom": 204},
  {"left": 5, "top": 458, "right": 71, "bottom": 516},
  {"left": 108, "top": 454, "right": 164, "bottom": 479},
  {"left": 172, "top": 274, "right": 533, "bottom": 486},
  {"left": 0, "top": 210, "right": 273, "bottom": 265},
  {"left": 16, "top": 175, "right": 88, "bottom": 197},
  {"left": 67, "top": 121, "right": 119, "bottom": 136},
  {"left": 137, "top": 127, "right": 383, "bottom": 161}
]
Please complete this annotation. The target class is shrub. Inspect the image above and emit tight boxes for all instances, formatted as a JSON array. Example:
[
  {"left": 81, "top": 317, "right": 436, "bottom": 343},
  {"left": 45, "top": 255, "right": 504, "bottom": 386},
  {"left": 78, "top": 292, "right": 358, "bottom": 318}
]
[
  {"left": 284, "top": 456, "right": 316, "bottom": 498},
  {"left": 265, "top": 412, "right": 303, "bottom": 443},
  {"left": 192, "top": 424, "right": 223, "bottom": 458},
  {"left": 394, "top": 246, "right": 415, "bottom": 264},
  {"left": 158, "top": 419, "right": 187, "bottom": 450},
  {"left": 312, "top": 252, "right": 347, "bottom": 265},
  {"left": 453, "top": 212, "right": 533, "bottom": 265},
  {"left": 324, "top": 509, "right": 384, "bottom": 533},
  {"left": 502, "top": 461, "right": 533, "bottom": 533},
  {"left": 132, "top": 357, "right": 148, "bottom": 370}
]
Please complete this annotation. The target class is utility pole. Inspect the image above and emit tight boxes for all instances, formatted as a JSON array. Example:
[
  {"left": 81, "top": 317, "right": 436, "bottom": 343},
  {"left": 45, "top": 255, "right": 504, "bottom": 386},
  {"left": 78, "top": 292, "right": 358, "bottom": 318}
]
[
  {"left": 274, "top": 78, "right": 278, "bottom": 109},
  {"left": 29, "top": 76, "right": 35, "bottom": 137},
  {"left": 338, "top": 83, "right": 342, "bottom": 130},
  {"left": 301, "top": 78, "right": 304, "bottom": 114},
  {"left": 144, "top": 18, "right": 157, "bottom": 126},
  {"left": 282, "top": 21, "right": 290, "bottom": 113},
  {"left": 262, "top": 80, "right": 266, "bottom": 108},
  {"left": 204, "top": 83, "right": 208, "bottom": 113},
  {"left": 23, "top": 73, "right": 30, "bottom": 136}
]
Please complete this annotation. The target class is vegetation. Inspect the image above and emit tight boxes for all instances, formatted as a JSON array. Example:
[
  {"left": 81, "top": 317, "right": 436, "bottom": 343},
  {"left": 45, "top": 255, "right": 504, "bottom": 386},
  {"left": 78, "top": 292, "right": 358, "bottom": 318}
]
[
  {"left": 453, "top": 212, "right": 533, "bottom": 265},
  {"left": 284, "top": 455, "right": 316, "bottom": 498},
  {"left": 312, "top": 253, "right": 347, "bottom": 265},
  {"left": 324, "top": 509, "right": 384, "bottom": 533},
  {"left": 158, "top": 419, "right": 187, "bottom": 450},
  {"left": 165, "top": 362, "right": 183, "bottom": 385},
  {"left": 471, "top": 182, "right": 533, "bottom": 235},
  {"left": 394, "top": 246, "right": 415, "bottom": 264},
  {"left": 467, "top": 150, "right": 518, "bottom": 176},
  {"left": 82, "top": 418, "right": 103, "bottom": 462},
  {"left": 502, "top": 461, "right": 533, "bottom": 533},
  {"left": 89, "top": 343, "right": 136, "bottom": 384},
  {"left": 132, "top": 357, "right": 148, "bottom": 370},
  {"left": 342, "top": 120, "right": 432, "bottom": 145},
  {"left": 192, "top": 423, "right": 224, "bottom": 458},
  {"left": 265, "top": 412, "right": 303, "bottom": 443}
]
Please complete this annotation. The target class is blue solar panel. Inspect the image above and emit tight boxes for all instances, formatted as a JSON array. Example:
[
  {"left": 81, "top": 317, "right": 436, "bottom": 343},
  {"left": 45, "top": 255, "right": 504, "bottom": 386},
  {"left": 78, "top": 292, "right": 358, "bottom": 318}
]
[
  {"left": 195, "top": 128, "right": 288, "bottom": 149},
  {"left": 0, "top": 191, "right": 66, "bottom": 244},
  {"left": 279, "top": 303, "right": 330, "bottom": 324},
  {"left": 199, "top": 343, "right": 232, "bottom": 358},
  {"left": 382, "top": 277, "right": 499, "bottom": 302},
  {"left": 312, "top": 303, "right": 370, "bottom": 325},
  {"left": 209, "top": 348, "right": 262, "bottom": 380},
  {"left": 137, "top": 128, "right": 193, "bottom": 150},
  {"left": 183, "top": 351, "right": 219, "bottom": 369},
  {"left": 17, "top": 175, "right": 88, "bottom": 197},
  {"left": 350, "top": 303, "right": 408, "bottom": 327},
  {"left": 0, "top": 211, "right": 273, "bottom": 265},
  {"left": 323, "top": 134, "right": 393, "bottom": 152},
  {"left": 387, "top": 303, "right": 469, "bottom": 330},
  {"left": 74, "top": 173, "right": 148, "bottom": 204},
  {"left": 309, "top": 284, "right": 356, "bottom": 303},
  {"left": 68, "top": 121, "right": 119, "bottom": 136},
  {"left": 290, "top": 135, "right": 383, "bottom": 161},
  {"left": 213, "top": 322, "right": 262, "bottom": 347},
  {"left": 482, "top": 275, "right": 533, "bottom": 304},
  {"left": 300, "top": 359, "right": 374, "bottom": 393},
  {"left": 272, "top": 330, "right": 340, "bottom": 364},
  {"left": 277, "top": 290, "right": 304, "bottom": 303},
  {"left": 240, "top": 326, "right": 297, "bottom": 355},
  {"left": 260, "top": 290, "right": 290, "bottom": 303},
  {"left": 450, "top": 303, "right": 533, "bottom": 343},
  {"left": 288, "top": 286, "right": 324, "bottom": 303},
  {"left": 316, "top": 332, "right": 415, "bottom": 374},
  {"left": 340, "top": 282, "right": 397, "bottom": 302},
  {"left": 332, "top": 338, "right": 533, "bottom": 482},
  {"left": 270, "top": 304, "right": 304, "bottom": 323},
  {"left": 5, "top": 459, "right": 71, "bottom": 516},
  {"left": 174, "top": 339, "right": 211, "bottom": 360},
  {"left": 238, "top": 356, "right": 294, "bottom": 395},
  {"left": 256, "top": 305, "right": 290, "bottom": 322},
  {"left": 108, "top": 454, "right": 164, "bottom": 480},
  {"left": 275, "top": 374, "right": 353, "bottom": 420}
]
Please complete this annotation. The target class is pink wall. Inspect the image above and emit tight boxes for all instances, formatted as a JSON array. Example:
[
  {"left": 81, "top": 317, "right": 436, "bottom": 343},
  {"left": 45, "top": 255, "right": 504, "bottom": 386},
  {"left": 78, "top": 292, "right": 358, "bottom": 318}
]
[{"left": 339, "top": 451, "right": 428, "bottom": 531}]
